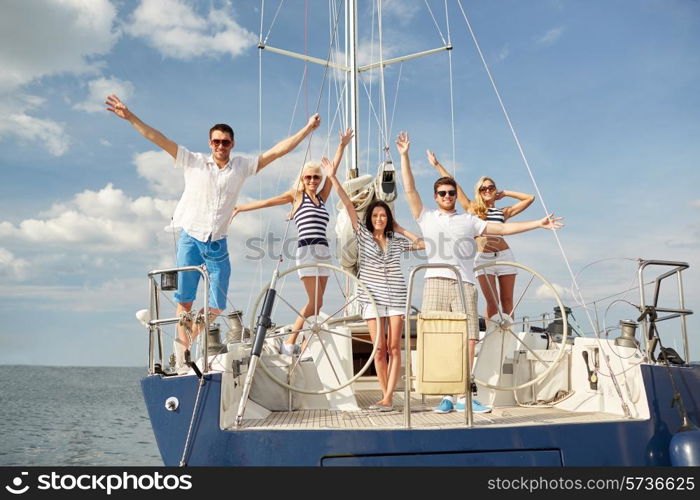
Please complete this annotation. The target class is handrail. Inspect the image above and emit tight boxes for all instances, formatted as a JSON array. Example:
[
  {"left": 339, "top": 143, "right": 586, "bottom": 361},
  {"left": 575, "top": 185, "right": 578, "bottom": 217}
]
[
  {"left": 404, "top": 264, "right": 473, "bottom": 429},
  {"left": 637, "top": 260, "right": 693, "bottom": 364},
  {"left": 147, "top": 265, "right": 211, "bottom": 374}
]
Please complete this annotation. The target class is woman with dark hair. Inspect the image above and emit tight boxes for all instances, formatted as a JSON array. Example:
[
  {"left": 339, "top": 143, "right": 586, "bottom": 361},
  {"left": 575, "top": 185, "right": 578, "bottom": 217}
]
[{"left": 323, "top": 158, "right": 424, "bottom": 412}]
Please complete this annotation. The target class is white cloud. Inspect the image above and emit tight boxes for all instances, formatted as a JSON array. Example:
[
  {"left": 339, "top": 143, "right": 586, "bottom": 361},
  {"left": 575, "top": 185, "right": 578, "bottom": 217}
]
[
  {"left": 690, "top": 199, "right": 700, "bottom": 208},
  {"left": 74, "top": 76, "right": 135, "bottom": 113},
  {"left": 496, "top": 45, "right": 510, "bottom": 62},
  {"left": 0, "top": 184, "right": 176, "bottom": 252},
  {"left": 535, "top": 282, "right": 570, "bottom": 300},
  {"left": 536, "top": 26, "right": 565, "bottom": 47},
  {"left": 126, "top": 0, "right": 256, "bottom": 60},
  {"left": 134, "top": 150, "right": 184, "bottom": 197},
  {"left": 0, "top": 248, "right": 30, "bottom": 281},
  {"left": 0, "top": 94, "right": 70, "bottom": 156},
  {"left": 0, "top": 0, "right": 118, "bottom": 92},
  {"left": 0, "top": 0, "right": 119, "bottom": 155},
  {"left": 381, "top": 0, "right": 421, "bottom": 25}
]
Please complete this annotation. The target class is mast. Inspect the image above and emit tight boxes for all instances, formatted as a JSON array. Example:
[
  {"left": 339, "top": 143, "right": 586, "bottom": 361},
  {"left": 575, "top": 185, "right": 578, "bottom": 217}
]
[
  {"left": 347, "top": 0, "right": 359, "bottom": 179},
  {"left": 257, "top": 0, "right": 451, "bottom": 176}
]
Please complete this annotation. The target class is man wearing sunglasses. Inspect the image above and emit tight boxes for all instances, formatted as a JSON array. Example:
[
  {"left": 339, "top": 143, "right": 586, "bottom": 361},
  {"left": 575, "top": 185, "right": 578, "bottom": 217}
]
[
  {"left": 395, "top": 131, "right": 562, "bottom": 414},
  {"left": 106, "top": 94, "right": 321, "bottom": 372}
]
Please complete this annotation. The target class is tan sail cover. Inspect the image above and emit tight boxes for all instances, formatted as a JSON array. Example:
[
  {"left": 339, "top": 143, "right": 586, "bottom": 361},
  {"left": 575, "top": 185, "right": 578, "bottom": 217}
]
[{"left": 416, "top": 312, "right": 468, "bottom": 394}]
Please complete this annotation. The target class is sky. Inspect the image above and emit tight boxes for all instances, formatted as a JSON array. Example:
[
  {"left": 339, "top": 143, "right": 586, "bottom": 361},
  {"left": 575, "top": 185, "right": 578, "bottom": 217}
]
[{"left": 0, "top": 0, "right": 698, "bottom": 367}]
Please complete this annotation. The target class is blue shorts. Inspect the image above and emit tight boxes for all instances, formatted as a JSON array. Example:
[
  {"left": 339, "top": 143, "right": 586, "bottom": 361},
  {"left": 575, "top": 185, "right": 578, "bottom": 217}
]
[{"left": 174, "top": 232, "right": 230, "bottom": 310}]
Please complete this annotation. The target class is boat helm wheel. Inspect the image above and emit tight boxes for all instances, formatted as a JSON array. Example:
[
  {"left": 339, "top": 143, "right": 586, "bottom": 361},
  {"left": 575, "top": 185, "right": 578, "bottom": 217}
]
[
  {"left": 249, "top": 263, "right": 380, "bottom": 394},
  {"left": 472, "top": 261, "right": 569, "bottom": 392}
]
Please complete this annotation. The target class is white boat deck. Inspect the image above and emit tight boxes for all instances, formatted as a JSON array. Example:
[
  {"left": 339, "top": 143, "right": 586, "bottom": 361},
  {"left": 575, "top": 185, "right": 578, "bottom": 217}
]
[{"left": 231, "top": 390, "right": 630, "bottom": 431}]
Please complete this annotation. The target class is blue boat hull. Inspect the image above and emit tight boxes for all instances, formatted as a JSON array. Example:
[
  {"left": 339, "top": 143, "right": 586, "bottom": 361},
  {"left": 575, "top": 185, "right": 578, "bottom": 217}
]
[{"left": 141, "top": 363, "right": 700, "bottom": 466}]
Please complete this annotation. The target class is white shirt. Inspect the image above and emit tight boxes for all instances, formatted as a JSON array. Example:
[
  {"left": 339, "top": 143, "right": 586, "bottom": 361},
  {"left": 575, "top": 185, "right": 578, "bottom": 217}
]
[
  {"left": 416, "top": 208, "right": 488, "bottom": 283},
  {"left": 171, "top": 145, "right": 258, "bottom": 242}
]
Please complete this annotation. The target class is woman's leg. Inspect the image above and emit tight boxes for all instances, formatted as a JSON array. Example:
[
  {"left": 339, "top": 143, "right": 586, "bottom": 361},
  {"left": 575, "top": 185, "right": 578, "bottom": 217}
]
[
  {"left": 498, "top": 274, "right": 516, "bottom": 317},
  {"left": 477, "top": 273, "right": 500, "bottom": 319},
  {"left": 378, "top": 315, "right": 404, "bottom": 406},
  {"left": 287, "top": 276, "right": 328, "bottom": 345},
  {"left": 368, "top": 317, "right": 388, "bottom": 398}
]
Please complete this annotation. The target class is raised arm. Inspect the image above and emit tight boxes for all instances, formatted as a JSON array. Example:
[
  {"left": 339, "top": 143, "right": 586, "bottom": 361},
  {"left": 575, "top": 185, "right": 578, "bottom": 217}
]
[
  {"left": 230, "top": 190, "right": 294, "bottom": 222},
  {"left": 484, "top": 213, "right": 563, "bottom": 236},
  {"left": 426, "top": 150, "right": 472, "bottom": 212},
  {"left": 321, "top": 157, "right": 359, "bottom": 230},
  {"left": 105, "top": 94, "right": 178, "bottom": 158},
  {"left": 258, "top": 113, "right": 321, "bottom": 172},
  {"left": 499, "top": 190, "right": 535, "bottom": 219},
  {"left": 396, "top": 132, "right": 424, "bottom": 220},
  {"left": 393, "top": 221, "right": 425, "bottom": 250},
  {"left": 319, "top": 128, "right": 354, "bottom": 201}
]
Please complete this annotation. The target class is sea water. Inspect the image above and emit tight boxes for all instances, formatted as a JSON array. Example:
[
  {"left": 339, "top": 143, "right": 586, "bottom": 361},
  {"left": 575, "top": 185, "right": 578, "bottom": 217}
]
[{"left": 0, "top": 365, "right": 161, "bottom": 466}]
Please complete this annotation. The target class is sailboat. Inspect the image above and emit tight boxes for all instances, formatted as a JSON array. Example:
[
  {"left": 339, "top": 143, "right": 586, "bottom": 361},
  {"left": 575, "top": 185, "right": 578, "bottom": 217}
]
[{"left": 137, "top": 1, "right": 700, "bottom": 466}]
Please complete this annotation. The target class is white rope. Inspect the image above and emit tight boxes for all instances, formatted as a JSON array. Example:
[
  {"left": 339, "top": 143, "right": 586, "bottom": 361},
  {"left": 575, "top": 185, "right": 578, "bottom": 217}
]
[
  {"left": 423, "top": 0, "right": 447, "bottom": 45},
  {"left": 263, "top": 0, "right": 286, "bottom": 44},
  {"left": 444, "top": 0, "right": 456, "bottom": 175},
  {"left": 179, "top": 375, "right": 206, "bottom": 466},
  {"left": 456, "top": 1, "right": 586, "bottom": 318},
  {"left": 257, "top": 25, "right": 265, "bottom": 299},
  {"left": 364, "top": 2, "right": 377, "bottom": 175},
  {"left": 456, "top": 0, "right": 631, "bottom": 417},
  {"left": 259, "top": 0, "right": 265, "bottom": 41},
  {"left": 266, "top": 0, "right": 345, "bottom": 279},
  {"left": 387, "top": 63, "right": 403, "bottom": 153},
  {"left": 360, "top": 78, "right": 390, "bottom": 139},
  {"left": 377, "top": 0, "right": 390, "bottom": 155}
]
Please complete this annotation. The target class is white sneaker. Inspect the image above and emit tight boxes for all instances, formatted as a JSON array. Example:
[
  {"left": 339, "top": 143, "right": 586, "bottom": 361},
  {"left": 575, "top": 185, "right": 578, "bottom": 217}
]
[
  {"left": 299, "top": 346, "right": 313, "bottom": 361},
  {"left": 281, "top": 342, "right": 301, "bottom": 356}
]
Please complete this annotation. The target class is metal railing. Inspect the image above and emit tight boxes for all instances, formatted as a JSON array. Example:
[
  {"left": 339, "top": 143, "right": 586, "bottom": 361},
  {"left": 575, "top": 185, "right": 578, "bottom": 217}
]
[
  {"left": 637, "top": 260, "right": 693, "bottom": 364},
  {"left": 146, "top": 266, "right": 211, "bottom": 374},
  {"left": 403, "top": 264, "right": 473, "bottom": 428}
]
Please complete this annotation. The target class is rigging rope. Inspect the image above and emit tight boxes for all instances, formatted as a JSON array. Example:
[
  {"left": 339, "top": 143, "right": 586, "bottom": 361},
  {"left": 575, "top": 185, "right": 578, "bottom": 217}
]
[
  {"left": 444, "top": 0, "right": 456, "bottom": 175},
  {"left": 424, "top": 0, "right": 447, "bottom": 45},
  {"left": 456, "top": 0, "right": 631, "bottom": 416},
  {"left": 262, "top": 0, "right": 286, "bottom": 44},
  {"left": 264, "top": 0, "right": 345, "bottom": 282},
  {"left": 377, "top": 0, "right": 390, "bottom": 158}
]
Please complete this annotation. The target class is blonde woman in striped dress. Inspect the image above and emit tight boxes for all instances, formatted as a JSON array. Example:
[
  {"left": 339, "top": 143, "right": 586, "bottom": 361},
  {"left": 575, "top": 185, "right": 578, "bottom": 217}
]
[{"left": 232, "top": 129, "right": 354, "bottom": 354}]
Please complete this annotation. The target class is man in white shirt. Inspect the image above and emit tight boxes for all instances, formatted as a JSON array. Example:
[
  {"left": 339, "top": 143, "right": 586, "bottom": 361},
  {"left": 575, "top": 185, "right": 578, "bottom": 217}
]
[
  {"left": 106, "top": 94, "right": 321, "bottom": 369},
  {"left": 395, "top": 131, "right": 562, "bottom": 413}
]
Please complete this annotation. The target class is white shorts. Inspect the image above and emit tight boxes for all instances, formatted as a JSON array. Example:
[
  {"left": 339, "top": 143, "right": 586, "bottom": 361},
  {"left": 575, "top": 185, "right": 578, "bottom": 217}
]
[
  {"left": 474, "top": 248, "right": 518, "bottom": 277},
  {"left": 361, "top": 303, "right": 405, "bottom": 320},
  {"left": 295, "top": 244, "right": 332, "bottom": 278}
]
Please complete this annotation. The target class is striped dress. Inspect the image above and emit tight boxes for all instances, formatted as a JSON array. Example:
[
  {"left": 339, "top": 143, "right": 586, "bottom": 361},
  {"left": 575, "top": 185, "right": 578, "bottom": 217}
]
[
  {"left": 485, "top": 206, "right": 505, "bottom": 223},
  {"left": 354, "top": 221, "right": 413, "bottom": 309},
  {"left": 293, "top": 192, "right": 330, "bottom": 247}
]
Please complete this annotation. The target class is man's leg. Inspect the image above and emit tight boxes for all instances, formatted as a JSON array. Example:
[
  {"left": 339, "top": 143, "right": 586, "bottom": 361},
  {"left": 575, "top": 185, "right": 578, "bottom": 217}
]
[
  {"left": 174, "top": 233, "right": 203, "bottom": 365},
  {"left": 200, "top": 237, "right": 230, "bottom": 339},
  {"left": 176, "top": 302, "right": 194, "bottom": 350}
]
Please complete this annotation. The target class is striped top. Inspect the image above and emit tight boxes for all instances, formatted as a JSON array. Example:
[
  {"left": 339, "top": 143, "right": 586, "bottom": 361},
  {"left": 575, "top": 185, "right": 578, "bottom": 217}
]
[
  {"left": 293, "top": 192, "right": 329, "bottom": 247},
  {"left": 486, "top": 207, "right": 505, "bottom": 223},
  {"left": 355, "top": 220, "right": 413, "bottom": 308}
]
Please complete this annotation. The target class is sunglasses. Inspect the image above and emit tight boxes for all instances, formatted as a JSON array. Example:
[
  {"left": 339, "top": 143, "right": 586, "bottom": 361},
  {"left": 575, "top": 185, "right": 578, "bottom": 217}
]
[
  {"left": 479, "top": 185, "right": 496, "bottom": 192},
  {"left": 303, "top": 175, "right": 322, "bottom": 181},
  {"left": 436, "top": 189, "right": 457, "bottom": 197},
  {"left": 211, "top": 139, "right": 232, "bottom": 147}
]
